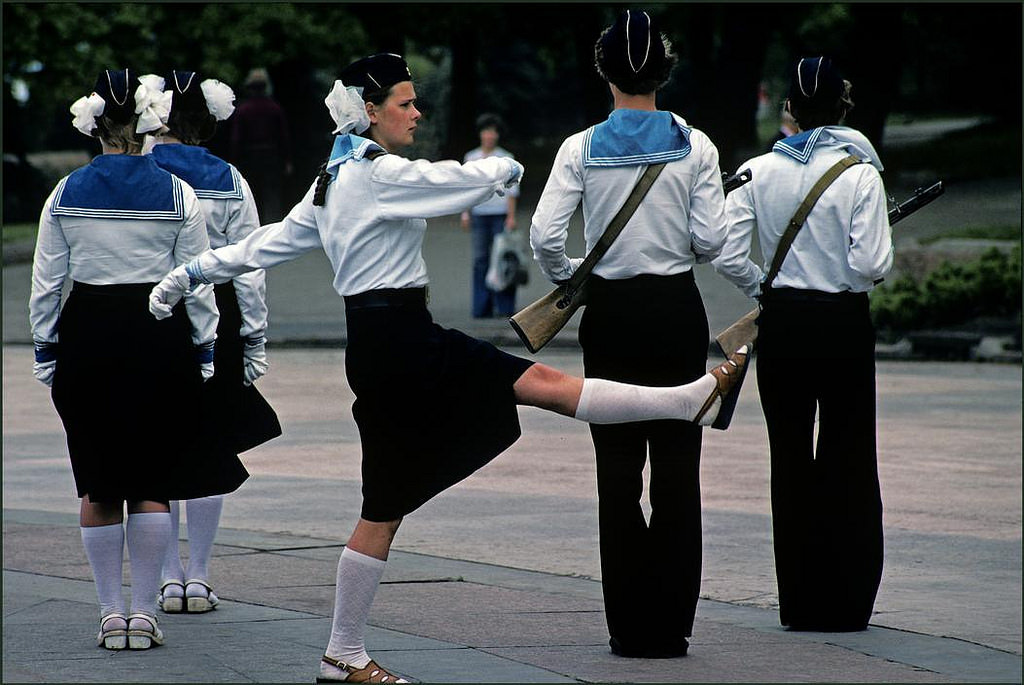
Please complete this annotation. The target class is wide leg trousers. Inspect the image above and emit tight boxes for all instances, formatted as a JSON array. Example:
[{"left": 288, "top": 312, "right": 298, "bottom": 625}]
[
  {"left": 756, "top": 288, "right": 883, "bottom": 631},
  {"left": 580, "top": 271, "right": 708, "bottom": 654}
]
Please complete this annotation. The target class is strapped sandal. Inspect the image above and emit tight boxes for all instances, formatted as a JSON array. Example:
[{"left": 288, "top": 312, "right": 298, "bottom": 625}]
[
  {"left": 695, "top": 344, "right": 751, "bottom": 430},
  {"left": 158, "top": 580, "right": 185, "bottom": 614},
  {"left": 127, "top": 613, "right": 164, "bottom": 650},
  {"left": 96, "top": 612, "right": 127, "bottom": 650},
  {"left": 316, "top": 655, "right": 410, "bottom": 683},
  {"left": 184, "top": 578, "right": 219, "bottom": 613}
]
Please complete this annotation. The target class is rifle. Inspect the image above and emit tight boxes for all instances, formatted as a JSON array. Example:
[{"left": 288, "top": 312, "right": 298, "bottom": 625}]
[
  {"left": 509, "top": 168, "right": 753, "bottom": 353},
  {"left": 712, "top": 180, "right": 945, "bottom": 357}
]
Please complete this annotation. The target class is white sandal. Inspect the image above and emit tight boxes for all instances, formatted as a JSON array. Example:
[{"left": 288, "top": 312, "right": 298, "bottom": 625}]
[
  {"left": 96, "top": 612, "right": 127, "bottom": 650},
  {"left": 127, "top": 613, "right": 164, "bottom": 650},
  {"left": 158, "top": 579, "right": 185, "bottom": 613},
  {"left": 184, "top": 578, "right": 219, "bottom": 613}
]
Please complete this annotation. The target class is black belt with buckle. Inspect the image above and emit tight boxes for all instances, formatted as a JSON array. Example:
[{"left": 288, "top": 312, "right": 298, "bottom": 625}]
[{"left": 344, "top": 287, "right": 428, "bottom": 311}]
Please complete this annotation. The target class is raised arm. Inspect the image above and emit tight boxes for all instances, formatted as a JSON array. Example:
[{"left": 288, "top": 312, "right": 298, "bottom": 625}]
[
  {"left": 150, "top": 184, "right": 324, "bottom": 320},
  {"left": 371, "top": 155, "right": 523, "bottom": 221}
]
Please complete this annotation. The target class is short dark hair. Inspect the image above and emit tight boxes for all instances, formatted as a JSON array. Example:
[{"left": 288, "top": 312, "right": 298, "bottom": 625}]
[
  {"left": 166, "top": 109, "right": 217, "bottom": 145},
  {"left": 475, "top": 113, "right": 504, "bottom": 135}
]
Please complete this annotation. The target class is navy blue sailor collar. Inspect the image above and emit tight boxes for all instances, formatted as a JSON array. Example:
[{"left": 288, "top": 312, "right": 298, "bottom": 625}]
[
  {"left": 51, "top": 154, "right": 186, "bottom": 221},
  {"left": 582, "top": 109, "right": 691, "bottom": 168},
  {"left": 773, "top": 125, "right": 884, "bottom": 171},
  {"left": 325, "top": 133, "right": 387, "bottom": 177},
  {"left": 149, "top": 143, "right": 242, "bottom": 200}
]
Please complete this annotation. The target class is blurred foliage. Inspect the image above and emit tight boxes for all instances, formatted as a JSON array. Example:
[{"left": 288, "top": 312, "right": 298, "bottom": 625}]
[
  {"left": 871, "top": 246, "right": 1022, "bottom": 333},
  {"left": 882, "top": 120, "right": 1023, "bottom": 183},
  {"left": 917, "top": 225, "right": 1022, "bottom": 246},
  {"left": 3, "top": 2, "right": 1021, "bottom": 216}
]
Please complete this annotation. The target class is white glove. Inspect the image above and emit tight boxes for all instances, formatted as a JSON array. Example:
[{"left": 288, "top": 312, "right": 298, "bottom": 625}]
[
  {"left": 33, "top": 360, "right": 56, "bottom": 387},
  {"left": 242, "top": 335, "right": 268, "bottom": 386},
  {"left": 507, "top": 159, "right": 524, "bottom": 185},
  {"left": 196, "top": 340, "right": 216, "bottom": 382},
  {"left": 200, "top": 361, "right": 215, "bottom": 381},
  {"left": 33, "top": 343, "right": 57, "bottom": 387},
  {"left": 149, "top": 265, "right": 192, "bottom": 320}
]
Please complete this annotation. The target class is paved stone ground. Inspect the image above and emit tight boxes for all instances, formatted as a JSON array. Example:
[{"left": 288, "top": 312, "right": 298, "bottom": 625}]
[{"left": 3, "top": 345, "right": 1021, "bottom": 682}]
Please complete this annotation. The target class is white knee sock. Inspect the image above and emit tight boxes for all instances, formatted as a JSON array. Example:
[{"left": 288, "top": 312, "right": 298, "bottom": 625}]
[
  {"left": 161, "top": 501, "right": 184, "bottom": 591},
  {"left": 126, "top": 512, "right": 172, "bottom": 616},
  {"left": 324, "top": 547, "right": 387, "bottom": 670},
  {"left": 184, "top": 495, "right": 223, "bottom": 588},
  {"left": 81, "top": 523, "right": 126, "bottom": 617},
  {"left": 574, "top": 375, "right": 717, "bottom": 424}
]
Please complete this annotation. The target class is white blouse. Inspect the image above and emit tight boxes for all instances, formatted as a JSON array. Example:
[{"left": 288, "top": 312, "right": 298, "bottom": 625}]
[
  {"left": 529, "top": 116, "right": 728, "bottom": 283},
  {"left": 712, "top": 131, "right": 894, "bottom": 298},
  {"left": 195, "top": 179, "right": 267, "bottom": 339},
  {"left": 186, "top": 152, "right": 521, "bottom": 295},
  {"left": 30, "top": 175, "right": 217, "bottom": 346}
]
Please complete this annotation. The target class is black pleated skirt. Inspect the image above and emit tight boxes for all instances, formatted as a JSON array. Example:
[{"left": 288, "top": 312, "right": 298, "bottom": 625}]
[
  {"left": 204, "top": 282, "right": 282, "bottom": 454},
  {"left": 343, "top": 288, "right": 535, "bottom": 522},
  {"left": 51, "top": 282, "right": 249, "bottom": 503}
]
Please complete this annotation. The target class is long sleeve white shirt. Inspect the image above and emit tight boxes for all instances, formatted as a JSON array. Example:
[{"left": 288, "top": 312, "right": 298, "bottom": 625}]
[
  {"left": 712, "top": 128, "right": 894, "bottom": 298},
  {"left": 530, "top": 115, "right": 728, "bottom": 282},
  {"left": 187, "top": 152, "right": 521, "bottom": 295},
  {"left": 149, "top": 141, "right": 269, "bottom": 339},
  {"left": 30, "top": 168, "right": 218, "bottom": 346},
  {"left": 463, "top": 146, "right": 520, "bottom": 216},
  {"left": 195, "top": 179, "right": 267, "bottom": 338}
]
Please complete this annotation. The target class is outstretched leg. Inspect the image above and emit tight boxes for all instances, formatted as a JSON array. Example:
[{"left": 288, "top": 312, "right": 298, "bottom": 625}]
[{"left": 513, "top": 346, "right": 749, "bottom": 427}]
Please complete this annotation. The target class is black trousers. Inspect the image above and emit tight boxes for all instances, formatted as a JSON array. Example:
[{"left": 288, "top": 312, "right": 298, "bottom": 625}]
[
  {"left": 579, "top": 272, "right": 708, "bottom": 653},
  {"left": 756, "top": 288, "right": 883, "bottom": 631}
]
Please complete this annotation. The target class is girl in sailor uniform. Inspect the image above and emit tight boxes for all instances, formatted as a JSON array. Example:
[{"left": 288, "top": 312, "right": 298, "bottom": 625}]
[
  {"left": 29, "top": 69, "right": 249, "bottom": 651},
  {"left": 530, "top": 10, "right": 737, "bottom": 659},
  {"left": 713, "top": 57, "right": 893, "bottom": 631},
  {"left": 147, "top": 70, "right": 282, "bottom": 616},
  {"left": 149, "top": 53, "right": 748, "bottom": 683}
]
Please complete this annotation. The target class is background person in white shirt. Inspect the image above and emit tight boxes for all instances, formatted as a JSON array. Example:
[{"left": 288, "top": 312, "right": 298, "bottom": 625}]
[
  {"left": 460, "top": 113, "right": 520, "bottom": 318},
  {"left": 29, "top": 69, "right": 248, "bottom": 652},
  {"left": 712, "top": 56, "right": 894, "bottom": 632},
  {"left": 148, "top": 70, "right": 282, "bottom": 617},
  {"left": 530, "top": 9, "right": 731, "bottom": 659},
  {"left": 148, "top": 53, "right": 748, "bottom": 683}
]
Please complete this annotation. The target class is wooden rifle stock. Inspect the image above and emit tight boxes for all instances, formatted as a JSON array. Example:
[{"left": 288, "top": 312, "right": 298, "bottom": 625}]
[
  {"left": 508, "top": 282, "right": 587, "bottom": 354},
  {"left": 510, "top": 168, "right": 753, "bottom": 353},
  {"left": 712, "top": 180, "right": 946, "bottom": 357}
]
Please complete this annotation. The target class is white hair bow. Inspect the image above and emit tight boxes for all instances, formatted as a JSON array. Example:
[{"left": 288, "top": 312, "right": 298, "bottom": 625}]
[
  {"left": 324, "top": 80, "right": 370, "bottom": 135},
  {"left": 134, "top": 75, "right": 172, "bottom": 134},
  {"left": 200, "top": 79, "right": 236, "bottom": 121},
  {"left": 69, "top": 93, "right": 106, "bottom": 137}
]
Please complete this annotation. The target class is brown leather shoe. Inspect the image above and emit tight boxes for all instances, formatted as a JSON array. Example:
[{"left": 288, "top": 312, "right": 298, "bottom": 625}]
[
  {"left": 695, "top": 343, "right": 751, "bottom": 430},
  {"left": 316, "top": 655, "right": 410, "bottom": 683}
]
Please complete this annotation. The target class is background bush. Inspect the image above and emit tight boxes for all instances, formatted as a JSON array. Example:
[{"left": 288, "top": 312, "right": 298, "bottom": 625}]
[{"left": 871, "top": 245, "right": 1022, "bottom": 334}]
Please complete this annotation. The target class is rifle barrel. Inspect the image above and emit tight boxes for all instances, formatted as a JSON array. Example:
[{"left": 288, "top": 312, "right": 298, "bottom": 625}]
[{"left": 888, "top": 181, "right": 944, "bottom": 225}]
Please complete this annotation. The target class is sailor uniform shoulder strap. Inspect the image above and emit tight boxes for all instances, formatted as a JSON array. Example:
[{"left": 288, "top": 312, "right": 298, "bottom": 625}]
[{"left": 763, "top": 154, "right": 862, "bottom": 289}]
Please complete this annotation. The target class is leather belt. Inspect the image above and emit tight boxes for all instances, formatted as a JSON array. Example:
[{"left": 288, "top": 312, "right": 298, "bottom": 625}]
[{"left": 344, "top": 287, "right": 428, "bottom": 311}]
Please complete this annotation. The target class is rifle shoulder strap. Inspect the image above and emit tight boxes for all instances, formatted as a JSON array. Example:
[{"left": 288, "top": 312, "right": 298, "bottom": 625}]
[
  {"left": 565, "top": 162, "right": 667, "bottom": 292},
  {"left": 763, "top": 154, "right": 861, "bottom": 289}
]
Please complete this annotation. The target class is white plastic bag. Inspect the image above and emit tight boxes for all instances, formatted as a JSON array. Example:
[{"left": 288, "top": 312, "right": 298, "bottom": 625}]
[{"left": 485, "top": 231, "right": 529, "bottom": 292}]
